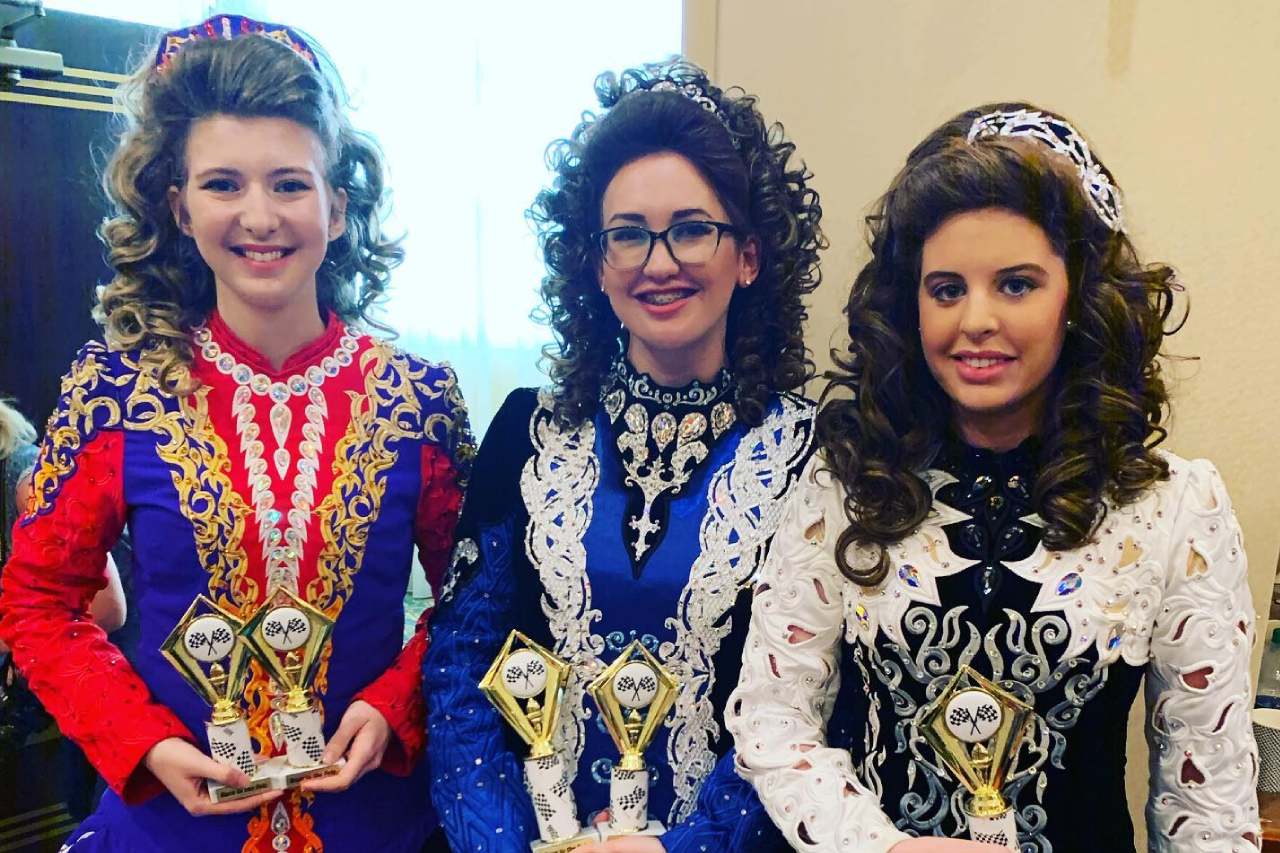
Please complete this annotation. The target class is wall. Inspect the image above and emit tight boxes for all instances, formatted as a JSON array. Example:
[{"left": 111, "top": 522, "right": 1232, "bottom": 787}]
[{"left": 689, "top": 0, "right": 1280, "bottom": 844}]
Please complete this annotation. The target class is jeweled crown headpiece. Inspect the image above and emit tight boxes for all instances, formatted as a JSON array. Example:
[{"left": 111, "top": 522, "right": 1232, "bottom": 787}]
[
  {"left": 967, "top": 109, "right": 1125, "bottom": 233},
  {"left": 648, "top": 78, "right": 725, "bottom": 124},
  {"left": 154, "top": 14, "right": 319, "bottom": 72}
]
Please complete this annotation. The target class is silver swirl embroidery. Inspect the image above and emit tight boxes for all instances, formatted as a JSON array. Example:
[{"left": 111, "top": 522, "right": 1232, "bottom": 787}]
[
  {"left": 520, "top": 390, "right": 602, "bottom": 777},
  {"left": 860, "top": 606, "right": 1091, "bottom": 851}
]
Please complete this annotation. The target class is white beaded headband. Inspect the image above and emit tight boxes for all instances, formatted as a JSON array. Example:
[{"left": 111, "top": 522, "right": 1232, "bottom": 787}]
[
  {"left": 649, "top": 78, "right": 730, "bottom": 129},
  {"left": 967, "top": 109, "right": 1125, "bottom": 232}
]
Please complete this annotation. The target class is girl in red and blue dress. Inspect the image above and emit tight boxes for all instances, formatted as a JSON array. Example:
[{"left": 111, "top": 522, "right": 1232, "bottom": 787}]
[{"left": 0, "top": 16, "right": 471, "bottom": 852}]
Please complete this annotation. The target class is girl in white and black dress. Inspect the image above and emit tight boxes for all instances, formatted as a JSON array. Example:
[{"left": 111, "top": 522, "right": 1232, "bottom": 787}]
[{"left": 728, "top": 104, "right": 1259, "bottom": 853}]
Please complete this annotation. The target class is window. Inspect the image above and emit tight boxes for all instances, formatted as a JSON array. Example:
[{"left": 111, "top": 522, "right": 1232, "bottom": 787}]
[{"left": 48, "top": 0, "right": 683, "bottom": 434}]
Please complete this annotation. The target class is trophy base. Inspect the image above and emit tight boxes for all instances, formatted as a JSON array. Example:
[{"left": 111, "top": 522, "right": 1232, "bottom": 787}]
[
  {"left": 207, "top": 756, "right": 346, "bottom": 803},
  {"left": 600, "top": 819, "right": 665, "bottom": 840},
  {"left": 966, "top": 808, "right": 1019, "bottom": 850},
  {"left": 530, "top": 827, "right": 602, "bottom": 853}
]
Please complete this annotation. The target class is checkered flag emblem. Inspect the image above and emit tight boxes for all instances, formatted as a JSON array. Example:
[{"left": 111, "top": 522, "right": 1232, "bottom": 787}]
[
  {"left": 265, "top": 616, "right": 307, "bottom": 646},
  {"left": 948, "top": 703, "right": 999, "bottom": 737},
  {"left": 504, "top": 657, "right": 545, "bottom": 692},
  {"left": 616, "top": 672, "right": 657, "bottom": 705}
]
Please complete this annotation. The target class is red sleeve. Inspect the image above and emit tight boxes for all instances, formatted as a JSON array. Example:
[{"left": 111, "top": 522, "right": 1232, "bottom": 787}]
[
  {"left": 353, "top": 443, "right": 463, "bottom": 775},
  {"left": 0, "top": 431, "right": 194, "bottom": 802}
]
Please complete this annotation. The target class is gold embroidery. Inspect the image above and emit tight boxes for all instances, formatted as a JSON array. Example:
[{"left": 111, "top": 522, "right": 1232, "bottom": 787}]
[
  {"left": 26, "top": 344, "right": 123, "bottom": 518},
  {"left": 130, "top": 375, "right": 257, "bottom": 609},
  {"left": 309, "top": 342, "right": 420, "bottom": 613}
]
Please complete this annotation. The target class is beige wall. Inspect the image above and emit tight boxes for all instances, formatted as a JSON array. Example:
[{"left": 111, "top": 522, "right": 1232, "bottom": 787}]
[{"left": 689, "top": 0, "right": 1280, "bottom": 844}]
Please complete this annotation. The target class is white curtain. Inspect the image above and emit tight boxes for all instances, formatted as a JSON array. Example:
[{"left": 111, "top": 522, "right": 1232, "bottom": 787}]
[{"left": 51, "top": 0, "right": 682, "bottom": 434}]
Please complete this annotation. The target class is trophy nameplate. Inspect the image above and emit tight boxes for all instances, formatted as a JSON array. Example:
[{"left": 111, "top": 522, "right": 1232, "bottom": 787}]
[
  {"left": 587, "top": 640, "right": 679, "bottom": 839},
  {"left": 479, "top": 630, "right": 600, "bottom": 852},
  {"left": 160, "top": 596, "right": 267, "bottom": 802},
  {"left": 920, "top": 665, "right": 1032, "bottom": 850}
]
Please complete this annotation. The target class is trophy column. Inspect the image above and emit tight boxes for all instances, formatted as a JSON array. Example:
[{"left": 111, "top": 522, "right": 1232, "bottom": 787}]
[
  {"left": 588, "top": 640, "right": 680, "bottom": 839},
  {"left": 479, "top": 630, "right": 599, "bottom": 851},
  {"left": 920, "top": 665, "right": 1032, "bottom": 851}
]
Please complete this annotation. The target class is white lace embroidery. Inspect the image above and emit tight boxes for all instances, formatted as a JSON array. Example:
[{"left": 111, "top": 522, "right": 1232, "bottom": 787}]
[
  {"left": 521, "top": 391, "right": 813, "bottom": 821},
  {"left": 440, "top": 537, "right": 478, "bottom": 604}
]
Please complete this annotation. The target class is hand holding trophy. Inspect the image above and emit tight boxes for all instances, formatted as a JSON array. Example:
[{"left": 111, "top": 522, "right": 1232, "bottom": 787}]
[
  {"left": 920, "top": 666, "right": 1032, "bottom": 850},
  {"left": 479, "top": 630, "right": 597, "bottom": 851},
  {"left": 587, "top": 640, "right": 679, "bottom": 840},
  {"left": 238, "top": 585, "right": 343, "bottom": 787},
  {"left": 159, "top": 595, "right": 265, "bottom": 802}
]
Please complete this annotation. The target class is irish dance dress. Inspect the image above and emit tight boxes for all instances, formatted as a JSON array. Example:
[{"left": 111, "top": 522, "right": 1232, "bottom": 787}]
[
  {"left": 0, "top": 312, "right": 473, "bottom": 852},
  {"left": 424, "top": 360, "right": 814, "bottom": 852},
  {"left": 729, "top": 439, "right": 1260, "bottom": 853}
]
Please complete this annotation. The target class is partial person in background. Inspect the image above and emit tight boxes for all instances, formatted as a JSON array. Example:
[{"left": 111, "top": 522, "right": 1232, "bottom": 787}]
[
  {"left": 728, "top": 103, "right": 1259, "bottom": 852},
  {"left": 0, "top": 16, "right": 471, "bottom": 852},
  {"left": 0, "top": 397, "right": 124, "bottom": 826},
  {"left": 424, "top": 60, "right": 824, "bottom": 853}
]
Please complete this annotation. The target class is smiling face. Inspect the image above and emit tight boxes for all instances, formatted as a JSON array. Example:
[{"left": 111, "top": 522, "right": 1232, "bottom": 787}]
[
  {"left": 598, "top": 151, "right": 758, "bottom": 384},
  {"left": 917, "top": 207, "right": 1070, "bottom": 449},
  {"left": 168, "top": 114, "right": 346, "bottom": 322}
]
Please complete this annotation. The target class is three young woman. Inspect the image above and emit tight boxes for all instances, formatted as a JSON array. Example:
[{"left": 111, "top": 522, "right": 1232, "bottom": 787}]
[
  {"left": 0, "top": 14, "right": 1259, "bottom": 853},
  {"left": 423, "top": 62, "right": 824, "bottom": 852},
  {"left": 728, "top": 105, "right": 1259, "bottom": 852},
  {"left": 0, "top": 17, "right": 471, "bottom": 851}
]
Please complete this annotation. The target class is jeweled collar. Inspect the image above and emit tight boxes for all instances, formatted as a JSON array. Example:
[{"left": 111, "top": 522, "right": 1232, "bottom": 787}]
[
  {"left": 933, "top": 434, "right": 1042, "bottom": 609},
  {"left": 601, "top": 358, "right": 738, "bottom": 579},
  {"left": 199, "top": 309, "right": 350, "bottom": 377},
  {"left": 191, "top": 310, "right": 360, "bottom": 594},
  {"left": 603, "top": 359, "right": 734, "bottom": 412}
]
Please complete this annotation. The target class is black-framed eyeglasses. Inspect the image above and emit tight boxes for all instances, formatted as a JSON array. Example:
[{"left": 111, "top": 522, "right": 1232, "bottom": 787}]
[{"left": 593, "top": 220, "right": 741, "bottom": 271}]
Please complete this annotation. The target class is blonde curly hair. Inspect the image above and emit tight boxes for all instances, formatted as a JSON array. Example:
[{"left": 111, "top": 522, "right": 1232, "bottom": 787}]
[
  {"left": 96, "top": 32, "right": 402, "bottom": 394},
  {"left": 0, "top": 399, "right": 36, "bottom": 461}
]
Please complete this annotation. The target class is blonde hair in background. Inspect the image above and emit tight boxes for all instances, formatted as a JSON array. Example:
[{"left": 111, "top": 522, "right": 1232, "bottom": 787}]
[{"left": 0, "top": 399, "right": 37, "bottom": 461}]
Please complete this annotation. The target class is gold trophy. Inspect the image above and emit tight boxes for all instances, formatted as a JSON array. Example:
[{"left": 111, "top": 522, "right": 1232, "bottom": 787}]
[
  {"left": 920, "top": 666, "right": 1032, "bottom": 850},
  {"left": 479, "top": 630, "right": 598, "bottom": 852},
  {"left": 587, "top": 640, "right": 680, "bottom": 839},
  {"left": 160, "top": 596, "right": 269, "bottom": 802},
  {"left": 238, "top": 586, "right": 343, "bottom": 788}
]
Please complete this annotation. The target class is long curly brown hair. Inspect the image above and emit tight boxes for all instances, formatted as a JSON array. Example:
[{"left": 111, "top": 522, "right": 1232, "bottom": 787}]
[
  {"left": 95, "top": 32, "right": 402, "bottom": 394},
  {"left": 528, "top": 59, "right": 825, "bottom": 427},
  {"left": 819, "top": 102, "right": 1181, "bottom": 586}
]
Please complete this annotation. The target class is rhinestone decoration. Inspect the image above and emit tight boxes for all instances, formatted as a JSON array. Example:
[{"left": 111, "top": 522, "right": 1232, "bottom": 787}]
[
  {"left": 1057, "top": 572, "right": 1083, "bottom": 596},
  {"left": 193, "top": 322, "right": 358, "bottom": 592}
]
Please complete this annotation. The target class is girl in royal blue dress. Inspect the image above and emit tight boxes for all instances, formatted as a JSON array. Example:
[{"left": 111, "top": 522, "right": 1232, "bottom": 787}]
[{"left": 423, "top": 60, "right": 824, "bottom": 853}]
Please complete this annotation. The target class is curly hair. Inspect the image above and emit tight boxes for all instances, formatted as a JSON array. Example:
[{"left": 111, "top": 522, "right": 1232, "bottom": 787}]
[
  {"left": 819, "top": 102, "right": 1180, "bottom": 585},
  {"left": 95, "top": 32, "right": 402, "bottom": 395},
  {"left": 528, "top": 59, "right": 825, "bottom": 427}
]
